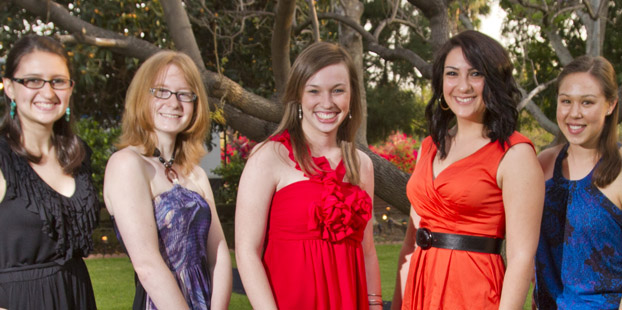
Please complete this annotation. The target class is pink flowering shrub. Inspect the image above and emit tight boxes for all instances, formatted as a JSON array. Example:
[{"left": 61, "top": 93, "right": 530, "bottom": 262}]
[
  {"left": 221, "top": 134, "right": 256, "bottom": 164},
  {"left": 370, "top": 131, "right": 419, "bottom": 173},
  {"left": 213, "top": 134, "right": 256, "bottom": 204}
]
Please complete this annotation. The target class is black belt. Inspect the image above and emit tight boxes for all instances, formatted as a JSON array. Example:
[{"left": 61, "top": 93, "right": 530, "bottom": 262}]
[{"left": 416, "top": 228, "right": 503, "bottom": 254}]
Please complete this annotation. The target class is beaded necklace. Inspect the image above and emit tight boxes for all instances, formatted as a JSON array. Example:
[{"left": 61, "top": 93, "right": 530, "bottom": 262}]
[{"left": 153, "top": 147, "right": 179, "bottom": 183}]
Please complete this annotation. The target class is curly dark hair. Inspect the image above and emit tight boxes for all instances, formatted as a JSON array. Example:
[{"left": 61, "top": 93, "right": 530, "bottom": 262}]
[{"left": 425, "top": 30, "right": 520, "bottom": 158}]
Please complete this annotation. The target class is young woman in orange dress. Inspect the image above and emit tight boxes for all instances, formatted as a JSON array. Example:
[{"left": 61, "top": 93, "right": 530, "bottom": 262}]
[{"left": 392, "top": 30, "right": 544, "bottom": 310}]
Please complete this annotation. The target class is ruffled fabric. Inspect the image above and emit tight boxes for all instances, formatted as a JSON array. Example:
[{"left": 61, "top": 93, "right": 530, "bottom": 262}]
[
  {"left": 0, "top": 136, "right": 100, "bottom": 262},
  {"left": 270, "top": 131, "right": 371, "bottom": 243}
]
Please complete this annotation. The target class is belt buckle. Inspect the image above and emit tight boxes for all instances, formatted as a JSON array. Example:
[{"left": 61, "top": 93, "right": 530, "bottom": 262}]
[{"left": 416, "top": 228, "right": 433, "bottom": 250}]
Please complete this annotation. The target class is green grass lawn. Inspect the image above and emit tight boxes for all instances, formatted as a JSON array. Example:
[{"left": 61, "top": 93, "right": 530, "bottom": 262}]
[
  {"left": 86, "top": 244, "right": 532, "bottom": 309},
  {"left": 85, "top": 257, "right": 134, "bottom": 310}
]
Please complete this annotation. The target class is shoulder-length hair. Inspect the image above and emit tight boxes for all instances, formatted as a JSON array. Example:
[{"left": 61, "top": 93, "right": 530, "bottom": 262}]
[
  {"left": 426, "top": 30, "right": 520, "bottom": 158},
  {"left": 117, "top": 51, "right": 210, "bottom": 175},
  {"left": 271, "top": 41, "right": 363, "bottom": 184},
  {"left": 556, "top": 55, "right": 620, "bottom": 187},
  {"left": 1, "top": 34, "right": 85, "bottom": 174}
]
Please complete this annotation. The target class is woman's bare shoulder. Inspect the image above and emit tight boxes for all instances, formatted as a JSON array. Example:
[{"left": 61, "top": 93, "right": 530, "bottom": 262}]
[
  {"left": 537, "top": 144, "right": 563, "bottom": 169},
  {"left": 105, "top": 147, "right": 150, "bottom": 178}
]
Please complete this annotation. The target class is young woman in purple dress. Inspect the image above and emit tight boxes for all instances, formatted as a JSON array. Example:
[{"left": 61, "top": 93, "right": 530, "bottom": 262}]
[{"left": 104, "top": 51, "right": 231, "bottom": 309}]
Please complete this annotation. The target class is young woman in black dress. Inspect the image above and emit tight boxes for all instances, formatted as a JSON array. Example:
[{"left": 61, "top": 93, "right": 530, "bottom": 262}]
[{"left": 0, "top": 35, "right": 99, "bottom": 309}]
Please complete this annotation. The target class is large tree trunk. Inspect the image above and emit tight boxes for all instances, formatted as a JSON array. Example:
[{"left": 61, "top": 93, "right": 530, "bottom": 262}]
[
  {"left": 336, "top": 0, "right": 368, "bottom": 145},
  {"left": 160, "top": 0, "right": 205, "bottom": 68},
  {"left": 580, "top": 0, "right": 609, "bottom": 57},
  {"left": 271, "top": 0, "right": 296, "bottom": 97}
]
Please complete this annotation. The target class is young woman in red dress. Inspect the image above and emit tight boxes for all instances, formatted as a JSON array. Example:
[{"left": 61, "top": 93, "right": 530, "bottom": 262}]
[
  {"left": 392, "top": 30, "right": 545, "bottom": 310},
  {"left": 235, "top": 42, "right": 382, "bottom": 310}
]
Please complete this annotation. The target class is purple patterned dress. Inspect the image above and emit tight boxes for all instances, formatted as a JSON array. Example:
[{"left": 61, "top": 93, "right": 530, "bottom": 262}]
[{"left": 146, "top": 184, "right": 212, "bottom": 310}]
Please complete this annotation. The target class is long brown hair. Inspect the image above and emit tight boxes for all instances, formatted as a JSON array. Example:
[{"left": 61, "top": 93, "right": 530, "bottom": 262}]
[
  {"left": 272, "top": 42, "right": 363, "bottom": 184},
  {"left": 556, "top": 55, "right": 620, "bottom": 187},
  {"left": 117, "top": 51, "right": 210, "bottom": 175},
  {"left": 1, "top": 35, "right": 85, "bottom": 174}
]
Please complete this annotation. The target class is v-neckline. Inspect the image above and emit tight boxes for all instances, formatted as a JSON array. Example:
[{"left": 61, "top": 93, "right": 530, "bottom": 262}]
[
  {"left": 27, "top": 161, "right": 77, "bottom": 199},
  {"left": 431, "top": 140, "right": 492, "bottom": 181}
]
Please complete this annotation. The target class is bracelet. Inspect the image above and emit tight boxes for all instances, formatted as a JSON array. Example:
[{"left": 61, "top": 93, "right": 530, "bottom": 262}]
[
  {"left": 368, "top": 293, "right": 382, "bottom": 297},
  {"left": 368, "top": 300, "right": 383, "bottom": 305}
]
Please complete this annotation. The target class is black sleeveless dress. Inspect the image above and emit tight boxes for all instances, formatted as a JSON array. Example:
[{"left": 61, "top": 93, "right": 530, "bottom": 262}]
[{"left": 0, "top": 136, "right": 100, "bottom": 309}]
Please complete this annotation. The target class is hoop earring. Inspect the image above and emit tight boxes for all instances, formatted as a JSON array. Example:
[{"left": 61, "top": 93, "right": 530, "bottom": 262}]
[
  {"left": 65, "top": 107, "right": 71, "bottom": 122},
  {"left": 439, "top": 97, "right": 450, "bottom": 111},
  {"left": 9, "top": 100, "right": 16, "bottom": 119},
  {"left": 298, "top": 105, "right": 302, "bottom": 120}
]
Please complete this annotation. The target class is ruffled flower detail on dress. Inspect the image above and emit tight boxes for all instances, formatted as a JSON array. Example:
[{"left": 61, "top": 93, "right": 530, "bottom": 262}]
[{"left": 270, "top": 130, "right": 372, "bottom": 243}]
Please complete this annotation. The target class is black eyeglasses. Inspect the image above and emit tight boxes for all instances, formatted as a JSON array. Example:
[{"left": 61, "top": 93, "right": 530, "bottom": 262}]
[
  {"left": 150, "top": 88, "right": 197, "bottom": 103},
  {"left": 11, "top": 77, "right": 74, "bottom": 90}
]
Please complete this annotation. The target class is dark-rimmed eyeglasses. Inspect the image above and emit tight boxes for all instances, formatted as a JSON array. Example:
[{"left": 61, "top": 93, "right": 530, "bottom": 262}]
[
  {"left": 150, "top": 88, "right": 197, "bottom": 103},
  {"left": 10, "top": 77, "right": 74, "bottom": 90}
]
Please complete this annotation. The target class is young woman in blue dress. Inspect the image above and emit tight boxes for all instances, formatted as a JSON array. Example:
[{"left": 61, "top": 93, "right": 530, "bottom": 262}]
[
  {"left": 104, "top": 51, "right": 231, "bottom": 309},
  {"left": 535, "top": 55, "right": 622, "bottom": 309}
]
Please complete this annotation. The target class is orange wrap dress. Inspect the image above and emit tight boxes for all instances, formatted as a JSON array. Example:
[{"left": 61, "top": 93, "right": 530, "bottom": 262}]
[{"left": 401, "top": 132, "right": 533, "bottom": 310}]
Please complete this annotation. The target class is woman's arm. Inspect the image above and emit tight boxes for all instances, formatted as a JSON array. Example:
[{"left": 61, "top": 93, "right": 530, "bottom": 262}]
[
  {"left": 234, "top": 143, "right": 280, "bottom": 309},
  {"left": 391, "top": 143, "right": 422, "bottom": 310},
  {"left": 497, "top": 143, "right": 545, "bottom": 310},
  {"left": 103, "top": 150, "right": 188, "bottom": 309},
  {"left": 195, "top": 167, "right": 232, "bottom": 310},
  {"left": 0, "top": 169, "right": 5, "bottom": 205},
  {"left": 359, "top": 152, "right": 383, "bottom": 309},
  {"left": 390, "top": 207, "right": 419, "bottom": 310}
]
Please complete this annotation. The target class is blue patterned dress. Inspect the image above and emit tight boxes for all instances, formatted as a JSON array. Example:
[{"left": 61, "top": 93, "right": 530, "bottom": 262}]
[
  {"left": 535, "top": 144, "right": 622, "bottom": 309},
  {"left": 114, "top": 184, "right": 212, "bottom": 310}
]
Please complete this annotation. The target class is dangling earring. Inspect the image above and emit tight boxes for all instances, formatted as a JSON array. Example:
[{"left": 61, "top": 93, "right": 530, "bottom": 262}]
[
  {"left": 439, "top": 97, "right": 450, "bottom": 111},
  {"left": 9, "top": 100, "right": 16, "bottom": 119},
  {"left": 65, "top": 107, "right": 71, "bottom": 122},
  {"left": 298, "top": 105, "right": 302, "bottom": 120},
  {"left": 348, "top": 111, "right": 352, "bottom": 119}
]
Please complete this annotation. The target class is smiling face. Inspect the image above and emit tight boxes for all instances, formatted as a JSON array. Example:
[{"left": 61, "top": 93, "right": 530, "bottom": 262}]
[
  {"left": 557, "top": 72, "right": 616, "bottom": 149},
  {"left": 442, "top": 47, "right": 486, "bottom": 123},
  {"left": 149, "top": 64, "right": 195, "bottom": 137},
  {"left": 300, "top": 62, "right": 351, "bottom": 139},
  {"left": 3, "top": 51, "right": 72, "bottom": 129}
]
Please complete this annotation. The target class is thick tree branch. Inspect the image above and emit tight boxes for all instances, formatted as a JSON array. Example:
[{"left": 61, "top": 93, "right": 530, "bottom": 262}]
[
  {"left": 407, "top": 0, "right": 451, "bottom": 50},
  {"left": 518, "top": 85, "right": 561, "bottom": 136},
  {"left": 361, "top": 148, "right": 410, "bottom": 214},
  {"left": 316, "top": 12, "right": 432, "bottom": 79},
  {"left": 14, "top": 0, "right": 160, "bottom": 61},
  {"left": 543, "top": 28, "right": 574, "bottom": 66},
  {"left": 55, "top": 34, "right": 128, "bottom": 48},
  {"left": 524, "top": 101, "right": 560, "bottom": 136},
  {"left": 272, "top": 0, "right": 296, "bottom": 96},
  {"left": 517, "top": 78, "right": 557, "bottom": 110},
  {"left": 201, "top": 70, "right": 284, "bottom": 123},
  {"left": 160, "top": 0, "right": 205, "bottom": 68},
  {"left": 215, "top": 101, "right": 279, "bottom": 142}
]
